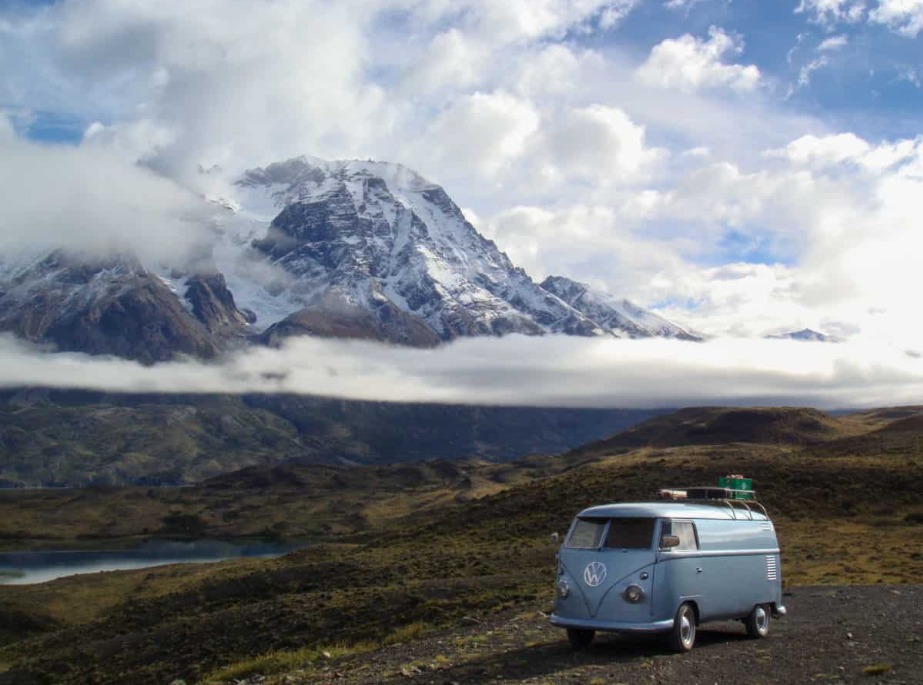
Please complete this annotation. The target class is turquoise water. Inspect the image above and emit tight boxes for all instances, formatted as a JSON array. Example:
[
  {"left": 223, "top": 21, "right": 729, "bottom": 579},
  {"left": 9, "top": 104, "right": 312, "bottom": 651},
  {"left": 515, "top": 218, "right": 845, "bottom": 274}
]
[{"left": 0, "top": 539, "right": 299, "bottom": 585}]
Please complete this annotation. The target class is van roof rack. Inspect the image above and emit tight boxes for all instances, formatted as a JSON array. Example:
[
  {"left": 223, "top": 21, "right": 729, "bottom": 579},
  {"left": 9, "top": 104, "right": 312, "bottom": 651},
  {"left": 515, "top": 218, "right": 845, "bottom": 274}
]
[{"left": 657, "top": 486, "right": 769, "bottom": 520}]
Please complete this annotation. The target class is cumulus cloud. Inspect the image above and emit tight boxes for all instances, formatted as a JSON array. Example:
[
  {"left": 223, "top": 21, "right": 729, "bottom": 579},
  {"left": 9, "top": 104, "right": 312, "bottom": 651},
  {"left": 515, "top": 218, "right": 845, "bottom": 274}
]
[
  {"left": 818, "top": 34, "right": 849, "bottom": 50},
  {"left": 0, "top": 133, "right": 213, "bottom": 266},
  {"left": 795, "top": 0, "right": 867, "bottom": 27},
  {"left": 539, "top": 104, "right": 666, "bottom": 185},
  {"left": 775, "top": 132, "right": 872, "bottom": 166},
  {"left": 636, "top": 27, "right": 761, "bottom": 93},
  {"left": 637, "top": 133, "right": 923, "bottom": 340},
  {"left": 0, "top": 334, "right": 921, "bottom": 409},
  {"left": 477, "top": 131, "right": 923, "bottom": 343},
  {"left": 797, "top": 0, "right": 923, "bottom": 37},
  {"left": 413, "top": 91, "right": 541, "bottom": 180},
  {"left": 870, "top": 0, "right": 923, "bottom": 37},
  {"left": 484, "top": 204, "right": 688, "bottom": 297}
]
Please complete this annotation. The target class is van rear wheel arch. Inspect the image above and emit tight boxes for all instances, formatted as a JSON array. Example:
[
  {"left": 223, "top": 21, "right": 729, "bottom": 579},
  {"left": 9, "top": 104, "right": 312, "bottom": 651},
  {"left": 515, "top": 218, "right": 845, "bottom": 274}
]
[{"left": 744, "top": 603, "right": 771, "bottom": 638}]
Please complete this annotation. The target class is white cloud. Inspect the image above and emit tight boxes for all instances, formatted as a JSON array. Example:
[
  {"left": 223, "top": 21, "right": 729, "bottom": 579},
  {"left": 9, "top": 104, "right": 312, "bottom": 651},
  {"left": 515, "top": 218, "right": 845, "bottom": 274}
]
[
  {"left": 484, "top": 203, "right": 689, "bottom": 296},
  {"left": 818, "top": 34, "right": 849, "bottom": 51},
  {"left": 413, "top": 91, "right": 541, "bottom": 180},
  {"left": 40, "top": 0, "right": 388, "bottom": 183},
  {"left": 0, "top": 134, "right": 213, "bottom": 266},
  {"left": 797, "top": 0, "right": 923, "bottom": 37},
  {"left": 795, "top": 0, "right": 867, "bottom": 27},
  {"left": 0, "top": 334, "right": 921, "bottom": 409},
  {"left": 797, "top": 56, "right": 830, "bottom": 89},
  {"left": 539, "top": 104, "right": 666, "bottom": 184},
  {"left": 870, "top": 0, "right": 923, "bottom": 37},
  {"left": 636, "top": 27, "right": 761, "bottom": 93},
  {"left": 444, "top": 0, "right": 640, "bottom": 41},
  {"left": 777, "top": 133, "right": 872, "bottom": 166},
  {"left": 510, "top": 44, "right": 602, "bottom": 98},
  {"left": 664, "top": 0, "right": 707, "bottom": 10}
]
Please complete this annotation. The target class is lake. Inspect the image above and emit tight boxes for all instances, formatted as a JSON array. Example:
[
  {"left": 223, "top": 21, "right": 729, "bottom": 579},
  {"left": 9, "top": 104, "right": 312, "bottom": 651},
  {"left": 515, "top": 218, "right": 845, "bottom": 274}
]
[{"left": 0, "top": 539, "right": 300, "bottom": 585}]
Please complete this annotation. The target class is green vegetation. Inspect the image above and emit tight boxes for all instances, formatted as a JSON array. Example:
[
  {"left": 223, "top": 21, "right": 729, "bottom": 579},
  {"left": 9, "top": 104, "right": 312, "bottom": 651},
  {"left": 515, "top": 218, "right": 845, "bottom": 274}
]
[{"left": 0, "top": 405, "right": 919, "bottom": 684}]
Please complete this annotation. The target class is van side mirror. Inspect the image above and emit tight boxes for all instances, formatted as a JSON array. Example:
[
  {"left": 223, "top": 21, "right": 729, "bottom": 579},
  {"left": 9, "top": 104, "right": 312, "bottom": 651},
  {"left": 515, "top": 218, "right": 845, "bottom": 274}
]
[
  {"left": 660, "top": 534, "right": 680, "bottom": 549},
  {"left": 551, "top": 532, "right": 560, "bottom": 544}
]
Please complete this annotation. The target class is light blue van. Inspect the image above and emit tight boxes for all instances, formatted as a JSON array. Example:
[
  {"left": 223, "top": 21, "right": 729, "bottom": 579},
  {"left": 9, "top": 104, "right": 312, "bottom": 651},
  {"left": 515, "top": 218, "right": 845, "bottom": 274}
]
[{"left": 551, "top": 493, "right": 786, "bottom": 652}]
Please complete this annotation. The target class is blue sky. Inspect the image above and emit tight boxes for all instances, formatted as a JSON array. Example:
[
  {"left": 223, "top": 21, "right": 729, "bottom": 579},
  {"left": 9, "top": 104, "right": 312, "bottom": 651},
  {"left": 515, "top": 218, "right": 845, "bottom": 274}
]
[{"left": 1, "top": 0, "right": 922, "bottom": 346}]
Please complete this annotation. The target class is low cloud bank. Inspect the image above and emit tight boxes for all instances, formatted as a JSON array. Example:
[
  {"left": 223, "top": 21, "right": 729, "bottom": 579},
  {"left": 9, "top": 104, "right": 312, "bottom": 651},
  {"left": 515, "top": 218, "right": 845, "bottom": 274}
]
[{"left": 0, "top": 334, "right": 920, "bottom": 409}]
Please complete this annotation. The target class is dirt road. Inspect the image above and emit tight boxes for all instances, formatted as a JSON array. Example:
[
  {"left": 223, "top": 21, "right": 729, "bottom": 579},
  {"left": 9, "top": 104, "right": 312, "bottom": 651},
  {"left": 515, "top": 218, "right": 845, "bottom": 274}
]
[{"left": 287, "top": 585, "right": 921, "bottom": 685}]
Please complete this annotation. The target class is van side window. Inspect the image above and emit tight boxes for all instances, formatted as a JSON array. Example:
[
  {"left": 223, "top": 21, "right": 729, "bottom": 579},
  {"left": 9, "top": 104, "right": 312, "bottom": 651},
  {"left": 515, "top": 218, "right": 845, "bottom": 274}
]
[
  {"left": 565, "top": 518, "right": 607, "bottom": 549},
  {"left": 605, "top": 518, "right": 655, "bottom": 549},
  {"left": 661, "top": 520, "right": 698, "bottom": 551}
]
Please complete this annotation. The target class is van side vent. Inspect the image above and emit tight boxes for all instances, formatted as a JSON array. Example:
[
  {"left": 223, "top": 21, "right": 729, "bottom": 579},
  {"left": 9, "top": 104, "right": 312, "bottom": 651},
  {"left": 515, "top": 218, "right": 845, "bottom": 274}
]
[
  {"left": 766, "top": 555, "right": 778, "bottom": 581},
  {"left": 760, "top": 522, "right": 772, "bottom": 531}
]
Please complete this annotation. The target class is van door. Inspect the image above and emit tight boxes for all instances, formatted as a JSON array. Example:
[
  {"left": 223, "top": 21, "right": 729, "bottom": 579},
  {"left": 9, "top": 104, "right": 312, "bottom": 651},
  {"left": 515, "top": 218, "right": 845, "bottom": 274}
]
[{"left": 656, "top": 520, "right": 712, "bottom": 619}]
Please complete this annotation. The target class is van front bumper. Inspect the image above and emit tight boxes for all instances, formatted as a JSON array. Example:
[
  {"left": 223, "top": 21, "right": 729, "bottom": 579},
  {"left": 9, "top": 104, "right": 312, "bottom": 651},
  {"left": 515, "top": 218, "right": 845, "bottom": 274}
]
[{"left": 550, "top": 613, "right": 674, "bottom": 633}]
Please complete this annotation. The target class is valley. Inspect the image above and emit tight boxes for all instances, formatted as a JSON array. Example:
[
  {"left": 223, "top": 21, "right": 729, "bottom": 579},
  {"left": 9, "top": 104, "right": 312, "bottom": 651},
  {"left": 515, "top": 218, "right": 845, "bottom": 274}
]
[{"left": 0, "top": 405, "right": 920, "bottom": 684}]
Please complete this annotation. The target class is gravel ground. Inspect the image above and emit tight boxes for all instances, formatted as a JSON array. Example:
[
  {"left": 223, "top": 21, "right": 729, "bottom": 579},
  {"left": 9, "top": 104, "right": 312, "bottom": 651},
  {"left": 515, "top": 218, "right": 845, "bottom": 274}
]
[{"left": 287, "top": 585, "right": 922, "bottom": 685}]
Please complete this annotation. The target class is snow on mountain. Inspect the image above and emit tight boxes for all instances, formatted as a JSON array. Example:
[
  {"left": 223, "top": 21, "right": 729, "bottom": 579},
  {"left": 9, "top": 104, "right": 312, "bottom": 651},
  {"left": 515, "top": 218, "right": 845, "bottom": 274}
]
[
  {"left": 0, "top": 250, "right": 232, "bottom": 362},
  {"left": 540, "top": 275, "right": 701, "bottom": 341},
  {"left": 0, "top": 155, "right": 700, "bottom": 361},
  {"left": 231, "top": 156, "right": 603, "bottom": 341},
  {"left": 766, "top": 328, "right": 841, "bottom": 343}
]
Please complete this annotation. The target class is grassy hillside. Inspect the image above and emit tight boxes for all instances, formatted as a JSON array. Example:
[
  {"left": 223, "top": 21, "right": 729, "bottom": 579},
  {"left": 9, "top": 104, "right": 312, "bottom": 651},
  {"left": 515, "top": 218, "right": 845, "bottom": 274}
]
[{"left": 0, "top": 406, "right": 920, "bottom": 685}]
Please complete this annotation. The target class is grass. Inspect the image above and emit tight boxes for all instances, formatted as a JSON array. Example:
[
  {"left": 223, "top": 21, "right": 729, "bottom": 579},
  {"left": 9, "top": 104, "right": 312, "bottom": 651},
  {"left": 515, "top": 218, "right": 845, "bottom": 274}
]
[
  {"left": 199, "top": 621, "right": 431, "bottom": 682},
  {"left": 861, "top": 663, "right": 893, "bottom": 676},
  {"left": 201, "top": 643, "right": 366, "bottom": 683}
]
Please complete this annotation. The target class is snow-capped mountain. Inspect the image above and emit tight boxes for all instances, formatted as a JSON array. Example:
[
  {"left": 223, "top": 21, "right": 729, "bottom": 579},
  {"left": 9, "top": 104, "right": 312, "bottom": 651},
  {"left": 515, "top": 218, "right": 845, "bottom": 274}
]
[
  {"left": 234, "top": 157, "right": 603, "bottom": 344},
  {"left": 766, "top": 328, "right": 841, "bottom": 343},
  {"left": 0, "top": 156, "right": 696, "bottom": 361},
  {"left": 0, "top": 250, "right": 249, "bottom": 363},
  {"left": 541, "top": 275, "right": 701, "bottom": 341}
]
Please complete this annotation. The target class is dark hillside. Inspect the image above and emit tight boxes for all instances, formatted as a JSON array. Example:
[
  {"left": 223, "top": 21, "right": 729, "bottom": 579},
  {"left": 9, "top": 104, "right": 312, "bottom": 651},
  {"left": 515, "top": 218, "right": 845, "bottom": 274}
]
[
  {"left": 573, "top": 406, "right": 855, "bottom": 455},
  {"left": 0, "top": 388, "right": 662, "bottom": 487}
]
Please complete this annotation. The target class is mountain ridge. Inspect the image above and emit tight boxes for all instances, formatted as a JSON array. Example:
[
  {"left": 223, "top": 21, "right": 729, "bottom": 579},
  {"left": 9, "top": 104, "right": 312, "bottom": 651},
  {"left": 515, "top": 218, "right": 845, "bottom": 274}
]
[{"left": 0, "top": 156, "right": 697, "bottom": 362}]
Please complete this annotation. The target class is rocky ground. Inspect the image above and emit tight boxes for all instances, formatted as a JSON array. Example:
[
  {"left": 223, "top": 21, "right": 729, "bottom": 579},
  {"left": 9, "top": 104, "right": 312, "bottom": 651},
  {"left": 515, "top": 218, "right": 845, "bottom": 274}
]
[{"left": 230, "top": 585, "right": 921, "bottom": 685}]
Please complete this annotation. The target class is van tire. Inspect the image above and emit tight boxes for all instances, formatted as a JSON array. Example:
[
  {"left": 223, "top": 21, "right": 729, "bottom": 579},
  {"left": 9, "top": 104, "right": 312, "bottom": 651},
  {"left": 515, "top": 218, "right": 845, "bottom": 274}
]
[
  {"left": 566, "top": 628, "right": 595, "bottom": 650},
  {"left": 745, "top": 604, "right": 771, "bottom": 638},
  {"left": 668, "top": 603, "right": 696, "bottom": 652}
]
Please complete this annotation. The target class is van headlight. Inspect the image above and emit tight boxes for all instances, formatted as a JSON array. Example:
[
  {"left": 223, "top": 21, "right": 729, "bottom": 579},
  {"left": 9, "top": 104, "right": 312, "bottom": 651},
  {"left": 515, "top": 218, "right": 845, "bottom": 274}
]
[
  {"left": 623, "top": 584, "right": 644, "bottom": 603},
  {"left": 557, "top": 578, "right": 570, "bottom": 598}
]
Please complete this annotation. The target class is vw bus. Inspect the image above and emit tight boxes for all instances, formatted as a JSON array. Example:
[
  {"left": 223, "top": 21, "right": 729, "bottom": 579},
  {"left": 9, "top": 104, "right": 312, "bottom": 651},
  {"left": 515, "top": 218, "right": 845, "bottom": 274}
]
[{"left": 550, "top": 484, "right": 786, "bottom": 652}]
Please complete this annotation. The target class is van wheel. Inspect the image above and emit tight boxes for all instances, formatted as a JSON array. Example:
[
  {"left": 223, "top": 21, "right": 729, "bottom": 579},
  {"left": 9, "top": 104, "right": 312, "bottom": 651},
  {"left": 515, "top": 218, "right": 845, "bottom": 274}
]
[
  {"left": 745, "top": 604, "right": 771, "bottom": 638},
  {"left": 668, "top": 603, "right": 696, "bottom": 652},
  {"left": 566, "top": 628, "right": 595, "bottom": 650}
]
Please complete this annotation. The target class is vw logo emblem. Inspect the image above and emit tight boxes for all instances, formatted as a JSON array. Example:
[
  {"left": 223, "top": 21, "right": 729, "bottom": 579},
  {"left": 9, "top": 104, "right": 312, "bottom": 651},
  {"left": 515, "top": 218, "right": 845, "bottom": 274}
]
[{"left": 583, "top": 561, "right": 607, "bottom": 587}]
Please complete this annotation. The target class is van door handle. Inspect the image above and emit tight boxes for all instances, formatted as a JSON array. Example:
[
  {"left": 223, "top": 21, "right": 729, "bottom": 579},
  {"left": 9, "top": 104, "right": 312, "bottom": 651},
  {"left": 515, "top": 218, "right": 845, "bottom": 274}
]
[{"left": 696, "top": 567, "right": 703, "bottom": 573}]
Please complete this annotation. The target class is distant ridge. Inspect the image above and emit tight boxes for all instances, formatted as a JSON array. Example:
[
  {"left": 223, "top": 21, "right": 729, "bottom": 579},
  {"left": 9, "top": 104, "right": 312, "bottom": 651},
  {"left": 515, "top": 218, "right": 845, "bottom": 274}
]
[{"left": 570, "top": 406, "right": 852, "bottom": 454}]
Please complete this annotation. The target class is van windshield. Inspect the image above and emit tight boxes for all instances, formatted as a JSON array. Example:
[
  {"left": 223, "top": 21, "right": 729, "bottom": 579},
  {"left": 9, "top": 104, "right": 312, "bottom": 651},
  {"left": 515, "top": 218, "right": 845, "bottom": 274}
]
[
  {"left": 565, "top": 517, "right": 607, "bottom": 549},
  {"left": 605, "top": 518, "right": 656, "bottom": 549},
  {"left": 565, "top": 517, "right": 657, "bottom": 549}
]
